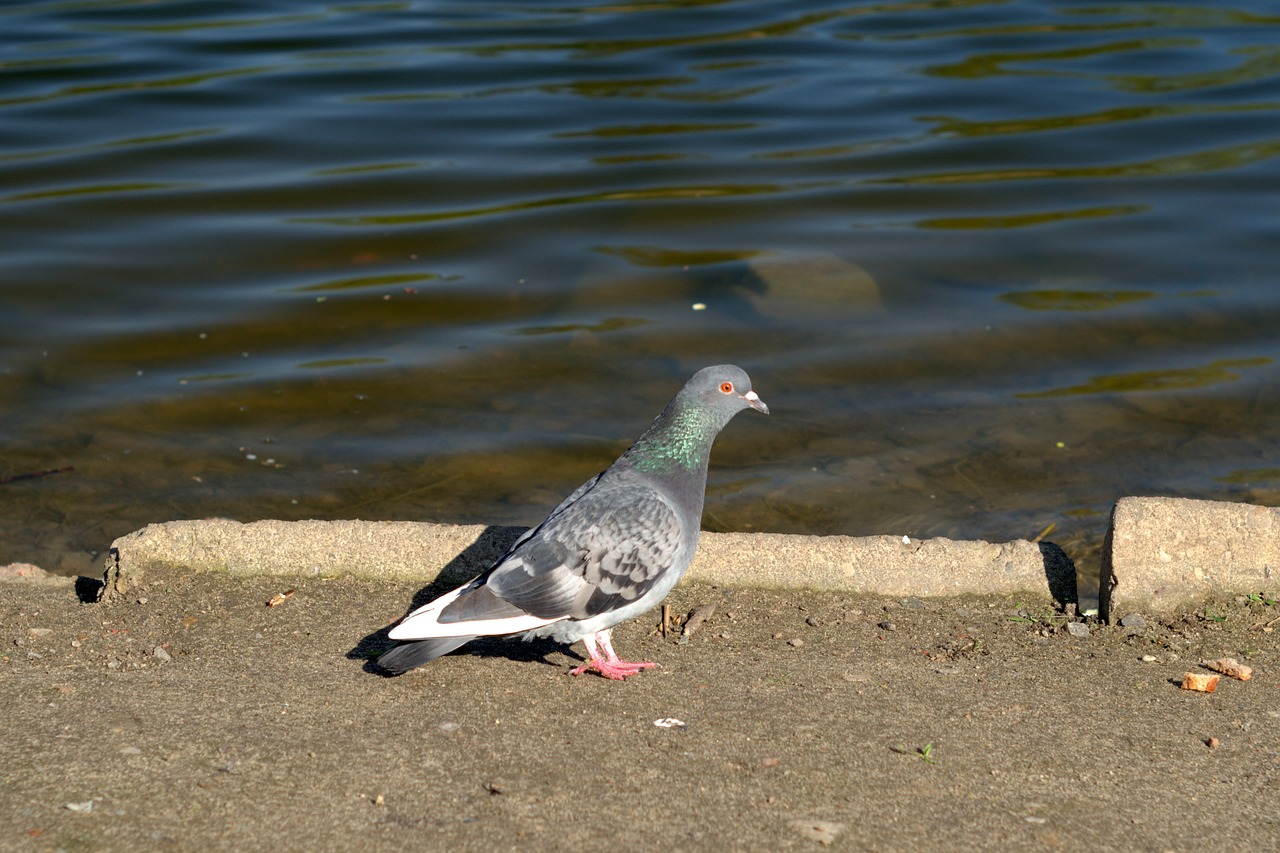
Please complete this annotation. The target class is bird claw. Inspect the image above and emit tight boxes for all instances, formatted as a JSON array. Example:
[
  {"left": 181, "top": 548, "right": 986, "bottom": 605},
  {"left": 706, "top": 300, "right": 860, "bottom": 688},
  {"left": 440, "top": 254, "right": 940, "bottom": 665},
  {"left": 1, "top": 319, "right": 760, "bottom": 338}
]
[
  {"left": 569, "top": 659, "right": 659, "bottom": 680},
  {"left": 571, "top": 630, "right": 659, "bottom": 679}
]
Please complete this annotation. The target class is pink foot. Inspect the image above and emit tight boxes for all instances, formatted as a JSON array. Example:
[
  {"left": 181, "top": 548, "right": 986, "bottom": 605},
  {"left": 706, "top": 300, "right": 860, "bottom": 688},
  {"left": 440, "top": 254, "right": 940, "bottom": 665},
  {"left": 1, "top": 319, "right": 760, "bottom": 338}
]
[
  {"left": 570, "top": 658, "right": 658, "bottom": 680},
  {"left": 568, "top": 631, "right": 659, "bottom": 680}
]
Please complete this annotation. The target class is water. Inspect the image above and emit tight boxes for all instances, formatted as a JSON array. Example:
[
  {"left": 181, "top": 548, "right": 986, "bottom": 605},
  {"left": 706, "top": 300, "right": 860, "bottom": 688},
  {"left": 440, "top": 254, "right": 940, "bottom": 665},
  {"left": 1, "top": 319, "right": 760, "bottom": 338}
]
[{"left": 2, "top": 1, "right": 1279, "bottom": 595}]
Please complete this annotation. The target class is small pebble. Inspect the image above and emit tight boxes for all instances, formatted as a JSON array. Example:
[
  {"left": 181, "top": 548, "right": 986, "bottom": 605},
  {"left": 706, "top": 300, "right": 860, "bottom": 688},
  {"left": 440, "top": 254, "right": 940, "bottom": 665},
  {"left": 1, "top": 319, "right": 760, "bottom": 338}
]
[
  {"left": 877, "top": 621, "right": 896, "bottom": 631},
  {"left": 1141, "top": 655, "right": 1157, "bottom": 663},
  {"left": 0, "top": 563, "right": 49, "bottom": 578},
  {"left": 1066, "top": 622, "right": 1090, "bottom": 638},
  {"left": 152, "top": 646, "right": 171, "bottom": 662},
  {"left": 790, "top": 820, "right": 844, "bottom": 846},
  {"left": 437, "top": 721, "right": 461, "bottom": 733},
  {"left": 1205, "top": 737, "right": 1220, "bottom": 749},
  {"left": 1119, "top": 613, "right": 1146, "bottom": 629},
  {"left": 120, "top": 746, "right": 142, "bottom": 755},
  {"left": 787, "top": 638, "right": 804, "bottom": 648}
]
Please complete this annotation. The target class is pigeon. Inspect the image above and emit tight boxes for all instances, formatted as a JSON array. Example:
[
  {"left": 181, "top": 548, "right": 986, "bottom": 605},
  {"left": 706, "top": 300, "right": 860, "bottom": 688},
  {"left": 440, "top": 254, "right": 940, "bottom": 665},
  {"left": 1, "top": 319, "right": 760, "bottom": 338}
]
[{"left": 377, "top": 364, "right": 769, "bottom": 679}]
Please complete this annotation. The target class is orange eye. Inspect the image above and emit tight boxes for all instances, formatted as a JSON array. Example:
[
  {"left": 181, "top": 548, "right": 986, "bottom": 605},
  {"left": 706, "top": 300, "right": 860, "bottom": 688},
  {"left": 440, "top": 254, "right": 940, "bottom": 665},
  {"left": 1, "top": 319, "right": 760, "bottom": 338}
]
[{"left": 720, "top": 381, "right": 734, "bottom": 394}]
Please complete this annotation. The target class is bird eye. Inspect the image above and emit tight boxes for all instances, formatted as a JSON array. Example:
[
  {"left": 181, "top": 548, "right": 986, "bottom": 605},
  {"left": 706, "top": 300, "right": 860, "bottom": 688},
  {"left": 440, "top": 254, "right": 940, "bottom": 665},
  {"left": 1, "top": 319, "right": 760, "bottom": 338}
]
[{"left": 720, "top": 381, "right": 734, "bottom": 393}]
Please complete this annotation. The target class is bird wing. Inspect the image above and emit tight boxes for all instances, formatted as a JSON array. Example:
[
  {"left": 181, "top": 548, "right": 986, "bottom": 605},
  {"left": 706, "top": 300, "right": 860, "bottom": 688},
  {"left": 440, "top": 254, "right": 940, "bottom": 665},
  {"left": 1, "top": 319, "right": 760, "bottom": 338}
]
[
  {"left": 388, "top": 473, "right": 684, "bottom": 641},
  {"left": 484, "top": 477, "right": 685, "bottom": 621}
]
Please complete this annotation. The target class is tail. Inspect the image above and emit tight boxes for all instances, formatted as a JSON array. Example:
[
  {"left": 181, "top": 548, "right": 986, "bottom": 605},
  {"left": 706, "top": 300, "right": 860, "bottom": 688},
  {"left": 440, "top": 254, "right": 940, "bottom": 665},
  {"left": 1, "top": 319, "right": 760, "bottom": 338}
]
[{"left": 376, "top": 636, "right": 476, "bottom": 675}]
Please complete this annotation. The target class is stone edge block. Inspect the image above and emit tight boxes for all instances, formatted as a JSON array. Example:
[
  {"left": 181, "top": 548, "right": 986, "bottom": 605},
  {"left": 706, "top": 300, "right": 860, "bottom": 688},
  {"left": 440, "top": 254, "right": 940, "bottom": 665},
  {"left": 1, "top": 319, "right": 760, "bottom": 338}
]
[
  {"left": 1100, "top": 496, "right": 1280, "bottom": 622},
  {"left": 0, "top": 562, "right": 72, "bottom": 586},
  {"left": 99, "top": 518, "right": 1076, "bottom": 606}
]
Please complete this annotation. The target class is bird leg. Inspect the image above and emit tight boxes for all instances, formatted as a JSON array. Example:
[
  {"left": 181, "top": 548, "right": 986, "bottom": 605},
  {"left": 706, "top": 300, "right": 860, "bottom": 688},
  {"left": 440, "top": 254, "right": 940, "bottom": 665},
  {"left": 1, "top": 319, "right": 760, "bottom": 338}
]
[{"left": 569, "top": 630, "right": 658, "bottom": 680}]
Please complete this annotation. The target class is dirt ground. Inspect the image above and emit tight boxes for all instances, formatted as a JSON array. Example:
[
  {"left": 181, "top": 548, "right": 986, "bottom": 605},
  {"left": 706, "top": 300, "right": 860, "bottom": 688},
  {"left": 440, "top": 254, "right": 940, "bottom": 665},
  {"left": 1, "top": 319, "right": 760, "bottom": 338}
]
[{"left": 3, "top": 572, "right": 1278, "bottom": 852}]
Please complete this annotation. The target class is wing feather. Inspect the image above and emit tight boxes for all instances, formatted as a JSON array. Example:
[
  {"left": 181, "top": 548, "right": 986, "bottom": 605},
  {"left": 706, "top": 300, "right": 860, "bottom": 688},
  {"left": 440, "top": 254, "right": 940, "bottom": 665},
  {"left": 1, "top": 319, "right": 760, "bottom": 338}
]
[{"left": 486, "top": 478, "right": 684, "bottom": 620}]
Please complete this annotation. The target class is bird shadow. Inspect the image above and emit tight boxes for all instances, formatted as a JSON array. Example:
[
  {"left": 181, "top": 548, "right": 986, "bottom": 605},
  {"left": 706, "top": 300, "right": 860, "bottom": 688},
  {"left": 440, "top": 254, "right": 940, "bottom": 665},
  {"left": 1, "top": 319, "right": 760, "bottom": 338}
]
[{"left": 347, "top": 524, "right": 578, "bottom": 676}]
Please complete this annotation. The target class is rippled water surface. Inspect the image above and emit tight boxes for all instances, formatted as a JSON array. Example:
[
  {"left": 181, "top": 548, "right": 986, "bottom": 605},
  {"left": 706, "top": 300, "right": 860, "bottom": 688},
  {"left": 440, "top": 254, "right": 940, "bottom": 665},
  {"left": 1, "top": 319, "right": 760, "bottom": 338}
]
[{"left": 3, "top": 1, "right": 1279, "bottom": 593}]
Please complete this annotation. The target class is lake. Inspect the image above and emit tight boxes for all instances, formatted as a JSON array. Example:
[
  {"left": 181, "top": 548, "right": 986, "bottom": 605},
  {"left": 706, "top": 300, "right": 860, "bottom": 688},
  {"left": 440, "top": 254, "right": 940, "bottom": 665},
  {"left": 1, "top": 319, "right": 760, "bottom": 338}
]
[{"left": 2, "top": 0, "right": 1279, "bottom": 598}]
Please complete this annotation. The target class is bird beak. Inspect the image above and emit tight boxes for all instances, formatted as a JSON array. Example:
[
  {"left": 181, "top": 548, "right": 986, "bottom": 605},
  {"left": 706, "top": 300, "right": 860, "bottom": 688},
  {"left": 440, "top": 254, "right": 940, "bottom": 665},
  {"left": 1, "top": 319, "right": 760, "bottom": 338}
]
[{"left": 743, "top": 390, "right": 769, "bottom": 415}]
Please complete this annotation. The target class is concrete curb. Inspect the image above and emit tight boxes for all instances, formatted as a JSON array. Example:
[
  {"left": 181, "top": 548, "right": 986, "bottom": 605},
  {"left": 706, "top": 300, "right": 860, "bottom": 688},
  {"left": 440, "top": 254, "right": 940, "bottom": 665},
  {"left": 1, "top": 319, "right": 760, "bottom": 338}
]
[
  {"left": 100, "top": 519, "right": 1077, "bottom": 607},
  {"left": 1100, "top": 496, "right": 1280, "bottom": 622},
  {"left": 95, "top": 496, "right": 1280, "bottom": 619}
]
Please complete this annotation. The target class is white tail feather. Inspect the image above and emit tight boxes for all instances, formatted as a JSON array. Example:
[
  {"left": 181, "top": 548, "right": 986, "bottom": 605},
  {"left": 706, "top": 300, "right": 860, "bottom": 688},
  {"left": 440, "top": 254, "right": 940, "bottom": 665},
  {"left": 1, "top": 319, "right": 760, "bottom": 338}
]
[{"left": 388, "top": 584, "right": 557, "bottom": 640}]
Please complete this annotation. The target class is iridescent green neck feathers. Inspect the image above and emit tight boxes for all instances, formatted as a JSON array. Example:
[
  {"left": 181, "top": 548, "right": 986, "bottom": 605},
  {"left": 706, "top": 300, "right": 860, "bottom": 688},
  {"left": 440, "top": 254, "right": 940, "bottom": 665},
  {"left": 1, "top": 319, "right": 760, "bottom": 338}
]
[{"left": 626, "top": 398, "right": 725, "bottom": 474}]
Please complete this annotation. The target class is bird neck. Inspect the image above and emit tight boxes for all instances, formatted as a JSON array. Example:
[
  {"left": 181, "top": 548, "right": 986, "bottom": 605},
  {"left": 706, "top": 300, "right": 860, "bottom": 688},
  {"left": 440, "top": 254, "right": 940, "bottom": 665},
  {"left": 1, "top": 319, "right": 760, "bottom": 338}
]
[{"left": 625, "top": 396, "right": 722, "bottom": 476}]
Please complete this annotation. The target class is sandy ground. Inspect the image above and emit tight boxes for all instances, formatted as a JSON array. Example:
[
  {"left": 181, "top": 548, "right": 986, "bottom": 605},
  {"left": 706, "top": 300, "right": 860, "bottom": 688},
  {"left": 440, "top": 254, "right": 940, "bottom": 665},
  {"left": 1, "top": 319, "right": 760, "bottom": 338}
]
[{"left": 3, "top": 572, "right": 1279, "bottom": 852}]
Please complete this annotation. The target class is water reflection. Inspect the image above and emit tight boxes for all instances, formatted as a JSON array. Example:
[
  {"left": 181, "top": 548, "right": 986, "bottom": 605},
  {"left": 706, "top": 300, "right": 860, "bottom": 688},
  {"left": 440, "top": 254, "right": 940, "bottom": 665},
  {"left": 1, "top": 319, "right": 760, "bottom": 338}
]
[
  {"left": 920, "top": 205, "right": 1147, "bottom": 229},
  {"left": 597, "top": 246, "right": 766, "bottom": 267},
  {"left": 999, "top": 290, "right": 1154, "bottom": 311},
  {"left": 1019, "top": 357, "right": 1272, "bottom": 398},
  {"left": 291, "top": 272, "right": 450, "bottom": 292},
  {"left": 0, "top": 0, "right": 1277, "bottom": 603}
]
